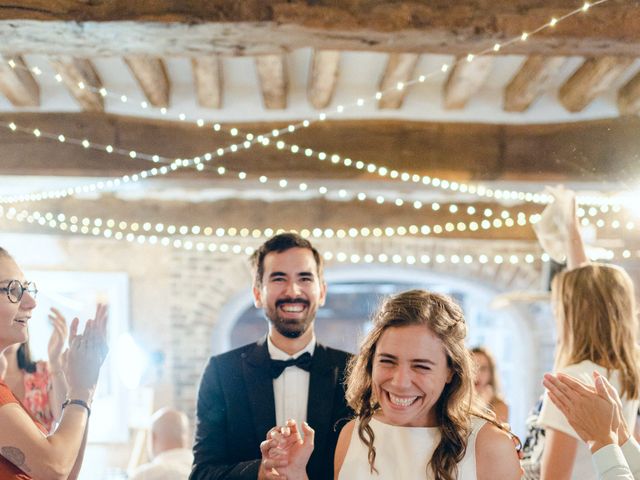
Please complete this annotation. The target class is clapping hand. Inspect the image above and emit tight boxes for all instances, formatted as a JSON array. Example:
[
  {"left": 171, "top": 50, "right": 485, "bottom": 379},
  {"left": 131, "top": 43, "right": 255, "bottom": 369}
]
[
  {"left": 64, "top": 304, "right": 109, "bottom": 399},
  {"left": 47, "top": 307, "right": 69, "bottom": 371},
  {"left": 543, "top": 371, "right": 627, "bottom": 452}
]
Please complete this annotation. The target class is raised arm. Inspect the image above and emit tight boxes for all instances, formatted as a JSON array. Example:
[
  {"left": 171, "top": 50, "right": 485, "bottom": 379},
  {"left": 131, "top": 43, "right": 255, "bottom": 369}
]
[
  {"left": 0, "top": 304, "right": 108, "bottom": 480},
  {"left": 564, "top": 192, "right": 588, "bottom": 270}
]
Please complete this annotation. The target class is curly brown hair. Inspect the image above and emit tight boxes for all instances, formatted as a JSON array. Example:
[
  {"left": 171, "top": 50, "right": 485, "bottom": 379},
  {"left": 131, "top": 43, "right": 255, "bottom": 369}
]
[{"left": 345, "top": 289, "right": 511, "bottom": 480}]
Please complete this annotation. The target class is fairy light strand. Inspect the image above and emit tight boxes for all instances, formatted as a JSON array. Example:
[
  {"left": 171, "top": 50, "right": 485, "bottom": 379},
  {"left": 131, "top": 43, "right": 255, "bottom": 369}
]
[
  {"left": 3, "top": 203, "right": 636, "bottom": 264},
  {"left": 0, "top": 1, "right": 611, "bottom": 194}
]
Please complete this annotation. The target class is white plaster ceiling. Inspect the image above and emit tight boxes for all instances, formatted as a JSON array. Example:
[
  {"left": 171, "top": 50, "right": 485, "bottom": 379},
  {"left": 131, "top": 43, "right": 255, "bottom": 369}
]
[{"left": 1, "top": 49, "right": 639, "bottom": 125}]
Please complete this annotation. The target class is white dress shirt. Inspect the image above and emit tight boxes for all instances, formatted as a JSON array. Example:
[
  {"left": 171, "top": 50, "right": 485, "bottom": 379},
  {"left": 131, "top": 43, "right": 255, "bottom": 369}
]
[
  {"left": 592, "top": 437, "right": 640, "bottom": 480},
  {"left": 267, "top": 335, "right": 316, "bottom": 428},
  {"left": 129, "top": 448, "right": 194, "bottom": 480}
]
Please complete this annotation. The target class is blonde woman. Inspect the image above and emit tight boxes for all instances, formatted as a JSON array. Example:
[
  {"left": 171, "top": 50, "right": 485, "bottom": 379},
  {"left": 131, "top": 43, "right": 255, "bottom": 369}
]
[
  {"left": 471, "top": 347, "right": 509, "bottom": 424},
  {"left": 262, "top": 290, "right": 522, "bottom": 479},
  {"left": 530, "top": 189, "right": 640, "bottom": 480}
]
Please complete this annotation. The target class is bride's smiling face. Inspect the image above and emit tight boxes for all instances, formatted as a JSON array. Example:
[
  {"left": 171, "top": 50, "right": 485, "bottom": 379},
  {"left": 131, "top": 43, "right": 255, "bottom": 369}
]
[{"left": 372, "top": 324, "right": 452, "bottom": 427}]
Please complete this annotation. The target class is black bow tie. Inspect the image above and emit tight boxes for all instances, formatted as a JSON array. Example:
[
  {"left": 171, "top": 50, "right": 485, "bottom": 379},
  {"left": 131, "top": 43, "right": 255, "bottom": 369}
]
[{"left": 270, "top": 352, "right": 313, "bottom": 378}]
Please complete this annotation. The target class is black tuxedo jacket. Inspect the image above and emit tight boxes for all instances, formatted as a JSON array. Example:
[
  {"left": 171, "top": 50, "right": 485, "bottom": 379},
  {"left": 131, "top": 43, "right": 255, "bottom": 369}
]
[{"left": 189, "top": 338, "right": 352, "bottom": 480}]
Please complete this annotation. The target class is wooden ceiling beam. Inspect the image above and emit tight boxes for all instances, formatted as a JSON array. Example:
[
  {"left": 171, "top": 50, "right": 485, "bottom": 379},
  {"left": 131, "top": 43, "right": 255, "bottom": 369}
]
[
  {"left": 558, "top": 56, "right": 634, "bottom": 112},
  {"left": 255, "top": 54, "right": 287, "bottom": 110},
  {"left": 443, "top": 56, "right": 493, "bottom": 110},
  {"left": 0, "top": 55, "right": 39, "bottom": 106},
  {"left": 49, "top": 57, "right": 104, "bottom": 111},
  {"left": 192, "top": 56, "right": 223, "bottom": 109},
  {"left": 307, "top": 50, "right": 340, "bottom": 110},
  {"left": 618, "top": 71, "right": 640, "bottom": 115},
  {"left": 124, "top": 56, "right": 170, "bottom": 107},
  {"left": 0, "top": 2, "right": 637, "bottom": 56},
  {"left": 377, "top": 53, "right": 419, "bottom": 109},
  {"left": 0, "top": 113, "right": 638, "bottom": 183},
  {"left": 504, "top": 56, "right": 566, "bottom": 112}
]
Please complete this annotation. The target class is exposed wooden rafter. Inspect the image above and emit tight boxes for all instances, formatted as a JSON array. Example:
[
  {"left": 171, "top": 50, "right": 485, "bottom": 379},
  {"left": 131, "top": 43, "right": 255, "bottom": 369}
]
[
  {"left": 0, "top": 1, "right": 637, "bottom": 56},
  {"left": 0, "top": 55, "right": 39, "bottom": 106},
  {"left": 192, "top": 56, "right": 222, "bottom": 109},
  {"left": 377, "top": 53, "right": 419, "bottom": 109},
  {"left": 49, "top": 57, "right": 103, "bottom": 111},
  {"left": 443, "top": 56, "right": 493, "bottom": 109},
  {"left": 558, "top": 56, "right": 634, "bottom": 112},
  {"left": 255, "top": 54, "right": 287, "bottom": 109},
  {"left": 307, "top": 50, "right": 340, "bottom": 110},
  {"left": 618, "top": 71, "right": 640, "bottom": 115},
  {"left": 124, "top": 56, "right": 170, "bottom": 107},
  {"left": 1, "top": 113, "right": 638, "bottom": 183},
  {"left": 504, "top": 56, "right": 565, "bottom": 112}
]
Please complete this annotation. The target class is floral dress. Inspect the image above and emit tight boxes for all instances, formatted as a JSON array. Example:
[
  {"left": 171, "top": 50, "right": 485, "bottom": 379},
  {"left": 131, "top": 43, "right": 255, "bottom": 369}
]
[{"left": 21, "top": 361, "right": 55, "bottom": 432}]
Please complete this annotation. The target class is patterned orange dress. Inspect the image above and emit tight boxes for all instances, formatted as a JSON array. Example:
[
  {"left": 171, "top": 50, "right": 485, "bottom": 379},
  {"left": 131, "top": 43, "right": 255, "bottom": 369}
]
[
  {"left": 21, "top": 361, "right": 55, "bottom": 432},
  {"left": 0, "top": 380, "right": 48, "bottom": 480}
]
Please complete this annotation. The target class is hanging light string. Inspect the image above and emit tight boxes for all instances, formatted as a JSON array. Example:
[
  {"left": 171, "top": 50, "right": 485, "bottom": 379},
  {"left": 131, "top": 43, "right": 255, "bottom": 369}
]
[
  {"left": 0, "top": 2, "right": 614, "bottom": 204},
  {"left": 1, "top": 1, "right": 605, "bottom": 130},
  {"left": 0, "top": 194, "right": 633, "bottom": 251},
  {"left": 264, "top": 137, "right": 623, "bottom": 207},
  {"left": 0, "top": 118, "right": 626, "bottom": 210},
  {"left": 2, "top": 201, "right": 637, "bottom": 264}
]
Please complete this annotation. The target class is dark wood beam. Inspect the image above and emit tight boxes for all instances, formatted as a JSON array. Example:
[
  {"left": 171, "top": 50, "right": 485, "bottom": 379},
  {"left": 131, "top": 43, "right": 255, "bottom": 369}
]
[
  {"left": 0, "top": 113, "right": 638, "bottom": 183},
  {"left": 504, "top": 56, "right": 565, "bottom": 112},
  {"left": 0, "top": 55, "right": 39, "bottom": 106},
  {"left": 0, "top": 1, "right": 636, "bottom": 56},
  {"left": 559, "top": 56, "right": 634, "bottom": 112}
]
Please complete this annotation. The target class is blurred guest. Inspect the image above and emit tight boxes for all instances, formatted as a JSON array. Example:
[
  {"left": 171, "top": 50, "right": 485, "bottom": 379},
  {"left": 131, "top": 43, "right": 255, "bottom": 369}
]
[
  {"left": 130, "top": 408, "right": 193, "bottom": 480},
  {"left": 472, "top": 346, "right": 509, "bottom": 424},
  {"left": 0, "top": 246, "right": 109, "bottom": 480},
  {"left": 1, "top": 307, "right": 68, "bottom": 432}
]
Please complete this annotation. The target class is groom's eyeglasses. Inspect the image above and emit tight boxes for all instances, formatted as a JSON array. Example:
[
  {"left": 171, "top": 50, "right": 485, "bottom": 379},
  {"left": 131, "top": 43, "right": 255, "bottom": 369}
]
[{"left": 0, "top": 280, "right": 38, "bottom": 303}]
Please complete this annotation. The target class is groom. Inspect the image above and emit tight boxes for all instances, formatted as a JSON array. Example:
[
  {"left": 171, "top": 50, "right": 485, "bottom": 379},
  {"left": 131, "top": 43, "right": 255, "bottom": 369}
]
[{"left": 190, "top": 233, "right": 352, "bottom": 480}]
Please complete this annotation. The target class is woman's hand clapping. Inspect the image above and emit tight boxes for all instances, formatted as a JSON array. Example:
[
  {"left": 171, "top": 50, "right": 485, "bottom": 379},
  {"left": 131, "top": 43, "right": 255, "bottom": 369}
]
[{"left": 64, "top": 304, "right": 109, "bottom": 401}]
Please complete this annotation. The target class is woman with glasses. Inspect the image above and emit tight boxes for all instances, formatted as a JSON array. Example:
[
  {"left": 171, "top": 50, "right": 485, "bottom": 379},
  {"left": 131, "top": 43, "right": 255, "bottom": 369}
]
[
  {"left": 0, "top": 247, "right": 109, "bottom": 480},
  {"left": 1, "top": 307, "right": 68, "bottom": 432}
]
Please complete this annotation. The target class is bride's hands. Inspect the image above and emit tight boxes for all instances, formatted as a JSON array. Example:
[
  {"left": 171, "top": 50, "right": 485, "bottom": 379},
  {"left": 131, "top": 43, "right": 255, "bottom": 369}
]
[{"left": 262, "top": 419, "right": 315, "bottom": 480}]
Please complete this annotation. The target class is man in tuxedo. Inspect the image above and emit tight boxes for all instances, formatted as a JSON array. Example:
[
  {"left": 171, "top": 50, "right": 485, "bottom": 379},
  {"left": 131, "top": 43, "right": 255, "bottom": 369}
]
[{"left": 190, "top": 233, "right": 352, "bottom": 480}]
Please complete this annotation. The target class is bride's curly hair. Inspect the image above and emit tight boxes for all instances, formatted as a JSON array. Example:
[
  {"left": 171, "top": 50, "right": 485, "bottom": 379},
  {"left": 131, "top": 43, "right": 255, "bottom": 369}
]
[{"left": 345, "top": 289, "right": 513, "bottom": 480}]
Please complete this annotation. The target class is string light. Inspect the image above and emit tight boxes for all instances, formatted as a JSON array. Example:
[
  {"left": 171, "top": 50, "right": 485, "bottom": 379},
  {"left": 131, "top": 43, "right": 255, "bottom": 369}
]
[
  {"left": 267, "top": 138, "right": 623, "bottom": 207},
  {"left": 0, "top": 204, "right": 574, "bottom": 264},
  {"left": 4, "top": 204, "right": 636, "bottom": 264},
  {"left": 0, "top": 0, "right": 619, "bottom": 211},
  {"left": 0, "top": 0, "right": 610, "bottom": 159}
]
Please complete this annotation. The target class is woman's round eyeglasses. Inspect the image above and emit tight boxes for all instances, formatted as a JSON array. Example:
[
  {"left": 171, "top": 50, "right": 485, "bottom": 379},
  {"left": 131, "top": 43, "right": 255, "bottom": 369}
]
[{"left": 0, "top": 280, "right": 38, "bottom": 303}]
